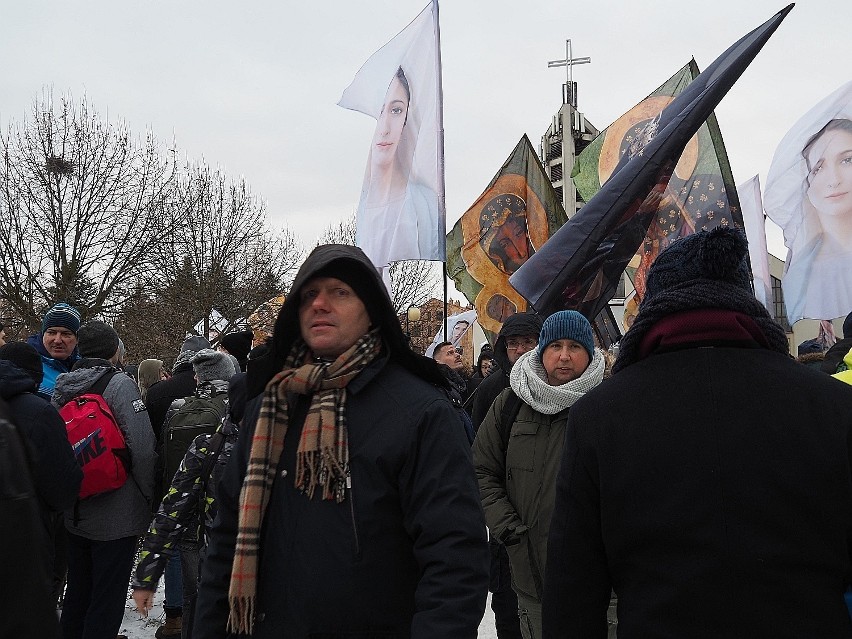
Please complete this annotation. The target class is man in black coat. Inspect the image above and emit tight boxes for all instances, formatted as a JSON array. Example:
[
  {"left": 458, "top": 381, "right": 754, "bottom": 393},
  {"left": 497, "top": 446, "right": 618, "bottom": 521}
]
[
  {"left": 0, "top": 344, "right": 82, "bottom": 604},
  {"left": 470, "top": 312, "right": 543, "bottom": 428},
  {"left": 145, "top": 335, "right": 212, "bottom": 443},
  {"left": 193, "top": 244, "right": 488, "bottom": 639},
  {"left": 543, "top": 228, "right": 852, "bottom": 638}
]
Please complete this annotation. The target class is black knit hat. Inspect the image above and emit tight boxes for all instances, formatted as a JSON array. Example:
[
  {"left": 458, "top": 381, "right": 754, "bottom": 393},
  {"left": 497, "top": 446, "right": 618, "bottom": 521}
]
[
  {"left": 309, "top": 261, "right": 386, "bottom": 326},
  {"left": 843, "top": 311, "right": 852, "bottom": 339},
  {"left": 643, "top": 227, "right": 752, "bottom": 306},
  {"left": 76, "top": 320, "right": 120, "bottom": 360},
  {"left": 0, "top": 341, "right": 43, "bottom": 385},
  {"left": 220, "top": 330, "right": 253, "bottom": 366}
]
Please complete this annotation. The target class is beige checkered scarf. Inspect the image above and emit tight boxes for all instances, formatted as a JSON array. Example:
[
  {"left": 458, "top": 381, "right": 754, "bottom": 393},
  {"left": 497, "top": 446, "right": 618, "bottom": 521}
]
[{"left": 227, "top": 329, "right": 382, "bottom": 634}]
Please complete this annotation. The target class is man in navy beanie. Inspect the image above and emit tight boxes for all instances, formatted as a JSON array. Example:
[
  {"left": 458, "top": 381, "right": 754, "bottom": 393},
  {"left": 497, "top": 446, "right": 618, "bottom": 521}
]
[
  {"left": 26, "top": 302, "right": 82, "bottom": 399},
  {"left": 543, "top": 228, "right": 852, "bottom": 638}
]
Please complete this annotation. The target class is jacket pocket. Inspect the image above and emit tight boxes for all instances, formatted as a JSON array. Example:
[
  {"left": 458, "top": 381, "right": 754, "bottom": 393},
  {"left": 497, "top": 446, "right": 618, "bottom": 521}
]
[{"left": 506, "top": 421, "right": 538, "bottom": 473}]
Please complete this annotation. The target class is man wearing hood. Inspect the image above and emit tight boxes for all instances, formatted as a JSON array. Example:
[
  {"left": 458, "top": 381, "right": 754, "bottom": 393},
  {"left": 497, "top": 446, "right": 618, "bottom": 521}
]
[
  {"left": 193, "top": 244, "right": 488, "bottom": 639},
  {"left": 0, "top": 341, "right": 82, "bottom": 612},
  {"left": 471, "top": 312, "right": 544, "bottom": 429},
  {"left": 26, "top": 302, "right": 82, "bottom": 399},
  {"left": 52, "top": 320, "right": 157, "bottom": 639}
]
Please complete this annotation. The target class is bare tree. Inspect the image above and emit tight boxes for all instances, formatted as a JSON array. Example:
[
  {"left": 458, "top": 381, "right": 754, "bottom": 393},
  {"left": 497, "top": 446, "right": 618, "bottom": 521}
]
[
  {"left": 0, "top": 91, "right": 179, "bottom": 329},
  {"left": 149, "top": 162, "right": 304, "bottom": 342},
  {"left": 315, "top": 215, "right": 439, "bottom": 313}
]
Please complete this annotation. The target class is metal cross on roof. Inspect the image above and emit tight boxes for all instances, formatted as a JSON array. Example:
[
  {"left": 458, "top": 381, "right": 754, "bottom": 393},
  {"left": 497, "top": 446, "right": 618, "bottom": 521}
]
[{"left": 547, "top": 40, "right": 591, "bottom": 106}]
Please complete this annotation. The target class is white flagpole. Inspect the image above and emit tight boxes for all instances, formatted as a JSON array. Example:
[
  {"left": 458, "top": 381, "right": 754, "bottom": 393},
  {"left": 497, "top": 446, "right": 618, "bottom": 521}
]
[{"left": 433, "top": 0, "right": 448, "bottom": 338}]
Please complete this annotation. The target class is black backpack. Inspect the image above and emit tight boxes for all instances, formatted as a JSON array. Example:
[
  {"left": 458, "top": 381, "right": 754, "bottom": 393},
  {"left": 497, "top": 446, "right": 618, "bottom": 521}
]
[{"left": 162, "top": 391, "right": 228, "bottom": 488}]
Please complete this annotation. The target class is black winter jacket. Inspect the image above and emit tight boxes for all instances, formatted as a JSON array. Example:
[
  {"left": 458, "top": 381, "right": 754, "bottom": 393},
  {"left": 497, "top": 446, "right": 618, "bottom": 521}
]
[
  {"left": 543, "top": 345, "right": 852, "bottom": 638},
  {"left": 194, "top": 243, "right": 488, "bottom": 639},
  {"left": 0, "top": 360, "right": 82, "bottom": 579},
  {"left": 194, "top": 354, "right": 489, "bottom": 639},
  {"left": 145, "top": 363, "right": 197, "bottom": 441}
]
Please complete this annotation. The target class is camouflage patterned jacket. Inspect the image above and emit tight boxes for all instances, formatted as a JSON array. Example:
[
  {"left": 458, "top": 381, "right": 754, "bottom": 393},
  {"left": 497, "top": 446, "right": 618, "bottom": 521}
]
[{"left": 131, "top": 415, "right": 237, "bottom": 591}]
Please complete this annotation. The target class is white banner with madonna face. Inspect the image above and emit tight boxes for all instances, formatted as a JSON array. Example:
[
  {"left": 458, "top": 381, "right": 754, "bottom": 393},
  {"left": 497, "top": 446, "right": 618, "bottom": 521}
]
[
  {"left": 339, "top": 2, "right": 444, "bottom": 269},
  {"left": 764, "top": 81, "right": 852, "bottom": 323}
]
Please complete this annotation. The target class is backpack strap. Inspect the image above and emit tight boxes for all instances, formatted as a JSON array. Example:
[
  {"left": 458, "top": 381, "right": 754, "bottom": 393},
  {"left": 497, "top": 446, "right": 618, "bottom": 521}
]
[
  {"left": 498, "top": 389, "right": 523, "bottom": 452},
  {"left": 88, "top": 369, "right": 118, "bottom": 398}
]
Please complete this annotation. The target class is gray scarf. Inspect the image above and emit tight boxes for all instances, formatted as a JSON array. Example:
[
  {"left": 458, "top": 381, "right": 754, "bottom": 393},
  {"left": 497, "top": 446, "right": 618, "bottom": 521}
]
[{"left": 509, "top": 348, "right": 605, "bottom": 415}]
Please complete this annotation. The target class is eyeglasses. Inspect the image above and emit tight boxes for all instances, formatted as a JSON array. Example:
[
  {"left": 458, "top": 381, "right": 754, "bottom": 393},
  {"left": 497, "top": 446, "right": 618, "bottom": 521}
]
[{"left": 505, "top": 337, "right": 537, "bottom": 351}]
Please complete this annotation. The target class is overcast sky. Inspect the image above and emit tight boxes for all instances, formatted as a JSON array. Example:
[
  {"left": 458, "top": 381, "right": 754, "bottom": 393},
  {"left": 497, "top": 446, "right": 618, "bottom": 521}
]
[{"left": 1, "top": 0, "right": 846, "bottom": 264}]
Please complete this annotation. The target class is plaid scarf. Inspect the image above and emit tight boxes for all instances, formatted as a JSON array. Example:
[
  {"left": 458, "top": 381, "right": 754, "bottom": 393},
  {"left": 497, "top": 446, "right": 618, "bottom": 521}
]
[{"left": 227, "top": 329, "right": 383, "bottom": 635}]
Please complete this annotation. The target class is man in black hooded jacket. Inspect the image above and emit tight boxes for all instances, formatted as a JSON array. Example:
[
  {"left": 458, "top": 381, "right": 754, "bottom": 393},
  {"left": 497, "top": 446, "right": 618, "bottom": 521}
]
[
  {"left": 0, "top": 344, "right": 82, "bottom": 606},
  {"left": 470, "top": 312, "right": 543, "bottom": 429},
  {"left": 193, "top": 244, "right": 488, "bottom": 639}
]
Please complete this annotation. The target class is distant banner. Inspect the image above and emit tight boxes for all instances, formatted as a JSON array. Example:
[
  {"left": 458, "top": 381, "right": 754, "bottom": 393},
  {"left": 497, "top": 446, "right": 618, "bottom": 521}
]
[
  {"left": 764, "top": 81, "right": 852, "bottom": 323},
  {"left": 424, "top": 309, "right": 477, "bottom": 357},
  {"left": 510, "top": 5, "right": 792, "bottom": 322},
  {"left": 738, "top": 175, "right": 773, "bottom": 313},
  {"left": 339, "top": 2, "right": 444, "bottom": 268},
  {"left": 446, "top": 135, "right": 567, "bottom": 340},
  {"left": 571, "top": 60, "right": 743, "bottom": 328}
]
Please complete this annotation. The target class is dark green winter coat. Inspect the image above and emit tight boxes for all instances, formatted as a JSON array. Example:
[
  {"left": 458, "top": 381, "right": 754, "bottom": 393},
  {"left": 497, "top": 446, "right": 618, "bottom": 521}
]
[{"left": 473, "top": 387, "right": 570, "bottom": 602}]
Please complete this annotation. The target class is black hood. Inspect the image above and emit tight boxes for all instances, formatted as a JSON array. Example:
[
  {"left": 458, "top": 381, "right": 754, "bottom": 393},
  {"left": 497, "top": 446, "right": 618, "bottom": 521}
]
[
  {"left": 492, "top": 312, "right": 544, "bottom": 374},
  {"left": 247, "top": 244, "right": 446, "bottom": 397},
  {"left": 0, "top": 359, "right": 39, "bottom": 398}
]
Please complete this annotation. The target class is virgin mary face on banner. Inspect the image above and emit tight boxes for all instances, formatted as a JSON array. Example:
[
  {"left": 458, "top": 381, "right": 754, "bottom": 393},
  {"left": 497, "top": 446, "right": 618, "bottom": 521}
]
[
  {"left": 355, "top": 67, "right": 440, "bottom": 269},
  {"left": 368, "top": 67, "right": 412, "bottom": 204},
  {"left": 803, "top": 119, "right": 852, "bottom": 234},
  {"left": 766, "top": 94, "right": 852, "bottom": 324}
]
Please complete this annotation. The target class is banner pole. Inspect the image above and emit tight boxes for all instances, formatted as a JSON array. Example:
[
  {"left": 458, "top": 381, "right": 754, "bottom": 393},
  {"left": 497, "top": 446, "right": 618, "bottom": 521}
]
[{"left": 443, "top": 262, "right": 449, "bottom": 342}]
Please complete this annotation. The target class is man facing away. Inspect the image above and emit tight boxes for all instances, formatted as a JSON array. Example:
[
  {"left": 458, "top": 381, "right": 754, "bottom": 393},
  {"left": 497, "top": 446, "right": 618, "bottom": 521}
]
[
  {"left": 52, "top": 320, "right": 157, "bottom": 639},
  {"left": 543, "top": 228, "right": 852, "bottom": 638},
  {"left": 193, "top": 244, "right": 489, "bottom": 639}
]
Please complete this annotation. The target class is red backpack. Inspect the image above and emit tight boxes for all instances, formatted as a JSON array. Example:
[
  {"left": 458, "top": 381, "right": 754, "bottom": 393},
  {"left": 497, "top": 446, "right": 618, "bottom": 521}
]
[{"left": 60, "top": 371, "right": 131, "bottom": 499}]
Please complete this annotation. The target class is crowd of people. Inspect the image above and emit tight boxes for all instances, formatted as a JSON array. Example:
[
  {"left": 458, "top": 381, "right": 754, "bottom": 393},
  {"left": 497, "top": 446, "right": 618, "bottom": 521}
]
[{"left": 4, "top": 231, "right": 852, "bottom": 639}]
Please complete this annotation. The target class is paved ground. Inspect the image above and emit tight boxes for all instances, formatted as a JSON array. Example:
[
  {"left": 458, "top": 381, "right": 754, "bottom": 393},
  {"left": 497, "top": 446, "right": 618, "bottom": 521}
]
[{"left": 118, "top": 583, "right": 499, "bottom": 638}]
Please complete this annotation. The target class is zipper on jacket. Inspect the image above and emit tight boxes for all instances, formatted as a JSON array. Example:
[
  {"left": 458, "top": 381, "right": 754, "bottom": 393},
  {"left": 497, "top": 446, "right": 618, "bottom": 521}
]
[{"left": 347, "top": 471, "right": 362, "bottom": 560}]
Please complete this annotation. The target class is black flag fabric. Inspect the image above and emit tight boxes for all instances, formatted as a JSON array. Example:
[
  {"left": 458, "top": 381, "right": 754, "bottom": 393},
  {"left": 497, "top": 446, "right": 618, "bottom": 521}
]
[{"left": 509, "top": 4, "right": 793, "bottom": 320}]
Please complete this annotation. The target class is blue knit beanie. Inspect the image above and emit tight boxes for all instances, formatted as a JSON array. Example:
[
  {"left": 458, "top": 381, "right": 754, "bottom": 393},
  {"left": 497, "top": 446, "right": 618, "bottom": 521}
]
[
  {"left": 538, "top": 310, "right": 595, "bottom": 360},
  {"left": 42, "top": 302, "right": 82, "bottom": 335}
]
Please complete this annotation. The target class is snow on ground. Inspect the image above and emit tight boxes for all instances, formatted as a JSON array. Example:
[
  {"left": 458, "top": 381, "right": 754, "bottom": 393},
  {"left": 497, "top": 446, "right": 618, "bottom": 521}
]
[{"left": 118, "top": 584, "right": 499, "bottom": 638}]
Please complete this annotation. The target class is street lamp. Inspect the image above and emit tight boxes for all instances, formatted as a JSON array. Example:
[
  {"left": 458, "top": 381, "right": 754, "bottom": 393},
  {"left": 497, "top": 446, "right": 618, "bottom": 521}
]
[{"left": 405, "top": 305, "right": 421, "bottom": 346}]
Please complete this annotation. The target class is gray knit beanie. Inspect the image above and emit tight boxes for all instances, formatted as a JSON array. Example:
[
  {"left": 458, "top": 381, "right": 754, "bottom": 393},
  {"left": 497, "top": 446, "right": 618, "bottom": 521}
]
[
  {"left": 76, "top": 320, "right": 120, "bottom": 360},
  {"left": 191, "top": 348, "right": 236, "bottom": 382},
  {"left": 538, "top": 310, "right": 595, "bottom": 360}
]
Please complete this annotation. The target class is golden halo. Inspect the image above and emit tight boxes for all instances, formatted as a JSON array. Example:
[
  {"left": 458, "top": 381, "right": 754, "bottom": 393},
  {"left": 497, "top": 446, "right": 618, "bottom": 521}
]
[{"left": 598, "top": 95, "right": 699, "bottom": 186}]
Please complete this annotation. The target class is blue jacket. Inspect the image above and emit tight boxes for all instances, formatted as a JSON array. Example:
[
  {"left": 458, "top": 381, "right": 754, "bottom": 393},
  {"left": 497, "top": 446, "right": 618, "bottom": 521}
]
[{"left": 26, "top": 333, "right": 79, "bottom": 399}]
